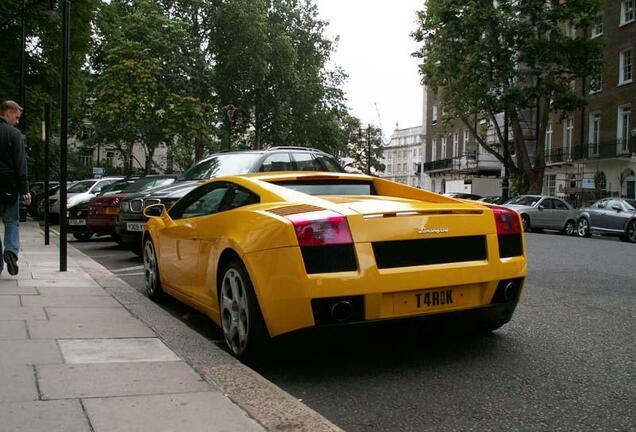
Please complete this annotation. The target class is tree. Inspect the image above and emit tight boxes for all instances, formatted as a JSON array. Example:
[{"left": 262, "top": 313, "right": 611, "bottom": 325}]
[
  {"left": 208, "top": 0, "right": 348, "bottom": 150},
  {"left": 413, "top": 0, "right": 603, "bottom": 193},
  {"left": 89, "top": 0, "right": 215, "bottom": 173},
  {"left": 335, "top": 115, "right": 385, "bottom": 174}
]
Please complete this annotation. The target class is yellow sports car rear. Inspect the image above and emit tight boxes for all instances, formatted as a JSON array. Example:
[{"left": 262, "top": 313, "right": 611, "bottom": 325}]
[{"left": 142, "top": 172, "right": 527, "bottom": 359}]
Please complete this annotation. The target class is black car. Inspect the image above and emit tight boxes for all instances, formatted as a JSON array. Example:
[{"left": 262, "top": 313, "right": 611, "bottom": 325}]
[
  {"left": 67, "top": 200, "right": 92, "bottom": 241},
  {"left": 116, "top": 147, "right": 344, "bottom": 252},
  {"left": 443, "top": 192, "right": 483, "bottom": 200},
  {"left": 576, "top": 198, "right": 636, "bottom": 242}
]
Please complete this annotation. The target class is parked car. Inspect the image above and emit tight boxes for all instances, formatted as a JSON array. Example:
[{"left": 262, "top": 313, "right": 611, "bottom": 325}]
[
  {"left": 117, "top": 147, "right": 344, "bottom": 253},
  {"left": 87, "top": 175, "right": 179, "bottom": 241},
  {"left": 503, "top": 195, "right": 577, "bottom": 235},
  {"left": 27, "top": 181, "right": 59, "bottom": 218},
  {"left": 142, "top": 172, "right": 527, "bottom": 359},
  {"left": 48, "top": 177, "right": 123, "bottom": 217},
  {"left": 478, "top": 196, "right": 506, "bottom": 205},
  {"left": 443, "top": 192, "right": 483, "bottom": 200},
  {"left": 35, "top": 183, "right": 61, "bottom": 219},
  {"left": 576, "top": 198, "right": 636, "bottom": 242}
]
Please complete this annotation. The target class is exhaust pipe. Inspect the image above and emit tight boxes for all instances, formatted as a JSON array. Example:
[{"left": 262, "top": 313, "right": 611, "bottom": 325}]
[
  {"left": 330, "top": 301, "right": 353, "bottom": 322},
  {"left": 503, "top": 282, "right": 517, "bottom": 301}
]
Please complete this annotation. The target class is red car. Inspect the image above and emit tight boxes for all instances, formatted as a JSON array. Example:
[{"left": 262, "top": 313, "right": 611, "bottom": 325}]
[{"left": 87, "top": 175, "right": 179, "bottom": 240}]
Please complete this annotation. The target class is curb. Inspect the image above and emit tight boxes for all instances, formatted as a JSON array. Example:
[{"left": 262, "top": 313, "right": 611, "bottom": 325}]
[{"left": 51, "top": 227, "right": 343, "bottom": 432}]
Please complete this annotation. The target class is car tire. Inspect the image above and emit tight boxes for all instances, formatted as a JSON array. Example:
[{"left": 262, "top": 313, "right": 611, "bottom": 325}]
[
  {"left": 625, "top": 220, "right": 636, "bottom": 243},
  {"left": 577, "top": 218, "right": 591, "bottom": 238},
  {"left": 563, "top": 220, "right": 576, "bottom": 236},
  {"left": 521, "top": 214, "right": 532, "bottom": 232},
  {"left": 72, "top": 232, "right": 93, "bottom": 241},
  {"left": 143, "top": 238, "right": 163, "bottom": 300},
  {"left": 219, "top": 258, "right": 268, "bottom": 360}
]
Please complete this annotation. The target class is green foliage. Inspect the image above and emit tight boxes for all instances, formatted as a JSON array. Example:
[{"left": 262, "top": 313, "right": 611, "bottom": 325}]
[
  {"left": 208, "top": 0, "right": 349, "bottom": 151},
  {"left": 413, "top": 0, "right": 603, "bottom": 193}
]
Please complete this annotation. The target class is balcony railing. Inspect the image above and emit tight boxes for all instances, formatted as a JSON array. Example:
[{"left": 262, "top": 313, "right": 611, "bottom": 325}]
[
  {"left": 423, "top": 158, "right": 453, "bottom": 171},
  {"left": 546, "top": 139, "right": 635, "bottom": 163}
]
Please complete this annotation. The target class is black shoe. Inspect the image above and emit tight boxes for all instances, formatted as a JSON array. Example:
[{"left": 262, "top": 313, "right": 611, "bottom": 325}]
[{"left": 3, "top": 251, "right": 18, "bottom": 276}]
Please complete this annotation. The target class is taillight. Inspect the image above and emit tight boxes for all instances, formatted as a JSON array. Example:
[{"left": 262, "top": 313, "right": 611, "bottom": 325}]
[
  {"left": 285, "top": 210, "right": 353, "bottom": 247},
  {"left": 492, "top": 207, "right": 521, "bottom": 235}
]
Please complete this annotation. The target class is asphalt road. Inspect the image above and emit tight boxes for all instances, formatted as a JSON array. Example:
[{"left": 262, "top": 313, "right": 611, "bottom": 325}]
[{"left": 71, "top": 232, "right": 635, "bottom": 432}]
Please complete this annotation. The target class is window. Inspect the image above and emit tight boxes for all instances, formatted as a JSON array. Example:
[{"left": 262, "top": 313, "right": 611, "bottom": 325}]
[
  {"left": 589, "top": 74, "right": 602, "bottom": 94},
  {"left": 595, "top": 171, "right": 607, "bottom": 191},
  {"left": 563, "top": 118, "right": 574, "bottom": 160},
  {"left": 591, "top": 15, "right": 603, "bottom": 37},
  {"left": 553, "top": 199, "right": 569, "bottom": 210},
  {"left": 313, "top": 154, "right": 343, "bottom": 172},
  {"left": 452, "top": 132, "right": 459, "bottom": 158},
  {"left": 79, "top": 154, "right": 91, "bottom": 166},
  {"left": 621, "top": 0, "right": 635, "bottom": 26},
  {"left": 589, "top": 113, "right": 601, "bottom": 157},
  {"left": 259, "top": 153, "right": 293, "bottom": 172},
  {"left": 106, "top": 151, "right": 114, "bottom": 166},
  {"left": 170, "top": 183, "right": 232, "bottom": 219},
  {"left": 545, "top": 176, "right": 556, "bottom": 196},
  {"left": 432, "top": 105, "right": 438, "bottom": 125},
  {"left": 618, "top": 105, "right": 631, "bottom": 154},
  {"left": 545, "top": 122, "right": 553, "bottom": 162},
  {"left": 440, "top": 136, "right": 447, "bottom": 159},
  {"left": 431, "top": 138, "right": 437, "bottom": 161},
  {"left": 463, "top": 129, "right": 469, "bottom": 154},
  {"left": 292, "top": 153, "right": 323, "bottom": 171},
  {"left": 619, "top": 48, "right": 633, "bottom": 85}
]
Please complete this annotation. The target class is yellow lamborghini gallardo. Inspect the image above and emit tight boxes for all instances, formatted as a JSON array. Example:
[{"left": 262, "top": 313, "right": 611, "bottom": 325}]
[{"left": 142, "top": 172, "right": 527, "bottom": 359}]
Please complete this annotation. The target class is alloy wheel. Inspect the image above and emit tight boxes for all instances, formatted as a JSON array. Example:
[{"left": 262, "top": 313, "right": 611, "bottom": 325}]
[
  {"left": 221, "top": 268, "right": 250, "bottom": 357},
  {"left": 521, "top": 215, "right": 530, "bottom": 232},
  {"left": 577, "top": 218, "right": 589, "bottom": 237},
  {"left": 564, "top": 221, "right": 575, "bottom": 236},
  {"left": 143, "top": 240, "right": 157, "bottom": 297},
  {"left": 628, "top": 221, "right": 636, "bottom": 243}
]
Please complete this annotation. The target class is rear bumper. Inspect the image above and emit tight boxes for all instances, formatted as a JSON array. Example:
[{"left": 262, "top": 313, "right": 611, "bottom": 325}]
[
  {"left": 241, "top": 236, "right": 527, "bottom": 337},
  {"left": 87, "top": 214, "right": 117, "bottom": 235}
]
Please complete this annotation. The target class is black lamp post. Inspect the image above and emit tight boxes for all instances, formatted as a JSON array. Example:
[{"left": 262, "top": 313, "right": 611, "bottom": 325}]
[
  {"left": 59, "top": 0, "right": 70, "bottom": 272},
  {"left": 223, "top": 104, "right": 236, "bottom": 151}
]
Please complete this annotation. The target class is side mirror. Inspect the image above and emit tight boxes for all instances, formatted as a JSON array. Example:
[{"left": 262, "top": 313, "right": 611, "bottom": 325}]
[
  {"left": 144, "top": 204, "right": 166, "bottom": 218},
  {"left": 538, "top": 205, "right": 544, "bottom": 210}
]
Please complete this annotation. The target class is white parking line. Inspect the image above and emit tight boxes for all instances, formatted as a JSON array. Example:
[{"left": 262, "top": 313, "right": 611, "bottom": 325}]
[
  {"left": 117, "top": 272, "right": 145, "bottom": 276},
  {"left": 112, "top": 265, "right": 144, "bottom": 273}
]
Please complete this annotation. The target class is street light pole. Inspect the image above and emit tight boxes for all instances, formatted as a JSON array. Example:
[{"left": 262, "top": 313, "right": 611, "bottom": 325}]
[
  {"left": 59, "top": 0, "right": 70, "bottom": 272},
  {"left": 19, "top": 0, "right": 27, "bottom": 133},
  {"left": 43, "top": 101, "right": 51, "bottom": 245},
  {"left": 367, "top": 124, "right": 371, "bottom": 175}
]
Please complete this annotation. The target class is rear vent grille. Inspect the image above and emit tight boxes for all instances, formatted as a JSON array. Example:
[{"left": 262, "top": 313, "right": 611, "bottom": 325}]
[
  {"left": 301, "top": 244, "right": 357, "bottom": 274},
  {"left": 498, "top": 234, "right": 523, "bottom": 258},
  {"left": 268, "top": 204, "right": 324, "bottom": 216},
  {"left": 372, "top": 236, "right": 487, "bottom": 269}
]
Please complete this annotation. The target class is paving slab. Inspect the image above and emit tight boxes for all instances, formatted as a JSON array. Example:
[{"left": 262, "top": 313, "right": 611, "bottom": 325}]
[
  {"left": 31, "top": 271, "right": 89, "bottom": 279},
  {"left": 45, "top": 307, "right": 133, "bottom": 321},
  {"left": 0, "top": 365, "right": 38, "bottom": 402},
  {"left": 0, "top": 279, "right": 18, "bottom": 288},
  {"left": 0, "top": 295, "right": 20, "bottom": 306},
  {"left": 0, "top": 306, "right": 47, "bottom": 321},
  {"left": 38, "top": 362, "right": 211, "bottom": 399},
  {"left": 59, "top": 338, "right": 180, "bottom": 364},
  {"left": 27, "top": 318, "right": 156, "bottom": 339},
  {"left": 0, "top": 285, "right": 37, "bottom": 295},
  {"left": 84, "top": 392, "right": 264, "bottom": 432},
  {"left": 36, "top": 286, "right": 108, "bottom": 296},
  {"left": 0, "top": 400, "right": 91, "bottom": 432},
  {"left": 21, "top": 295, "right": 121, "bottom": 308},
  {"left": 0, "top": 340, "right": 63, "bottom": 365},
  {"left": 0, "top": 320, "right": 28, "bottom": 339},
  {"left": 18, "top": 278, "right": 99, "bottom": 288}
]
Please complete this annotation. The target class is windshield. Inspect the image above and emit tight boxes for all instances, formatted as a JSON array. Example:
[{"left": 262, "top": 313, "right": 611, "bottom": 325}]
[
  {"left": 123, "top": 177, "right": 176, "bottom": 193},
  {"left": 506, "top": 196, "right": 540, "bottom": 207},
  {"left": 625, "top": 199, "right": 636, "bottom": 210},
  {"left": 67, "top": 180, "right": 96, "bottom": 193},
  {"left": 183, "top": 154, "right": 263, "bottom": 180},
  {"left": 101, "top": 179, "right": 132, "bottom": 194}
]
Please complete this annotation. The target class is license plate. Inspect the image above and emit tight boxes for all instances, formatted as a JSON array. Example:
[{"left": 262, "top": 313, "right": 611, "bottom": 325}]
[
  {"left": 393, "top": 285, "right": 479, "bottom": 315},
  {"left": 126, "top": 222, "right": 146, "bottom": 232},
  {"left": 68, "top": 219, "right": 86, "bottom": 226}
]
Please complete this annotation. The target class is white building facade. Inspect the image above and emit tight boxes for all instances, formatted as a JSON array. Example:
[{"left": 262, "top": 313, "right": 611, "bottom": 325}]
[{"left": 380, "top": 125, "right": 428, "bottom": 188}]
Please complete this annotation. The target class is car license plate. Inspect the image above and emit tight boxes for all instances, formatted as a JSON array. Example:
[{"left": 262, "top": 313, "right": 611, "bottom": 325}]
[
  {"left": 68, "top": 219, "right": 86, "bottom": 226},
  {"left": 393, "top": 285, "right": 479, "bottom": 315},
  {"left": 126, "top": 222, "right": 146, "bottom": 232}
]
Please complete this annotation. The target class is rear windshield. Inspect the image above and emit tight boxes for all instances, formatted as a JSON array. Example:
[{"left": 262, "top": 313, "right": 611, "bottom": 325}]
[
  {"left": 183, "top": 154, "right": 262, "bottom": 180},
  {"left": 271, "top": 180, "right": 376, "bottom": 195},
  {"left": 505, "top": 196, "right": 540, "bottom": 206}
]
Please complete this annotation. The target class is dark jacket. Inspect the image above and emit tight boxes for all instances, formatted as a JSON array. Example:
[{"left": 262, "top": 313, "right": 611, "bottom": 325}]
[{"left": 0, "top": 118, "right": 29, "bottom": 194}]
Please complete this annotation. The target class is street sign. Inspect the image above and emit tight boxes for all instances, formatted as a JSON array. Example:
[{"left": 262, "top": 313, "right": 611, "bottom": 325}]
[
  {"left": 582, "top": 178, "right": 595, "bottom": 189},
  {"left": 92, "top": 167, "right": 105, "bottom": 178}
]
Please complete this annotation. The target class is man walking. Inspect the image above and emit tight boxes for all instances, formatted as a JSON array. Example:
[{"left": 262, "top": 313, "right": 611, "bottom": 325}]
[{"left": 0, "top": 100, "right": 30, "bottom": 275}]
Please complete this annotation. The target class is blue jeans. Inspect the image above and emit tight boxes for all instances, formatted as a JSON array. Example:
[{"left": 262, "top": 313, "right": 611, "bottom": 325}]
[{"left": 0, "top": 194, "right": 20, "bottom": 273}]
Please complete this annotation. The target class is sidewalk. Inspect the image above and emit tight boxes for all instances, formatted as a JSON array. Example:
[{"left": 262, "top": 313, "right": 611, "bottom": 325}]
[{"left": 0, "top": 222, "right": 341, "bottom": 432}]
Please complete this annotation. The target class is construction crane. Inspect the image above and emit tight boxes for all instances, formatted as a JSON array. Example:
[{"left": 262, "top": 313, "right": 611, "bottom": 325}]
[{"left": 374, "top": 102, "right": 388, "bottom": 145}]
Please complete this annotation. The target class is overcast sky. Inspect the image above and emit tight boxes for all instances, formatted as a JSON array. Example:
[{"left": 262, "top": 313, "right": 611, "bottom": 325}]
[{"left": 314, "top": 0, "right": 424, "bottom": 140}]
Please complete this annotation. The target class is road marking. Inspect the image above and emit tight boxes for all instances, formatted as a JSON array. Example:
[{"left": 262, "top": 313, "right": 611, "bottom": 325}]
[
  {"left": 112, "top": 265, "right": 144, "bottom": 273},
  {"left": 118, "top": 272, "right": 144, "bottom": 276}
]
